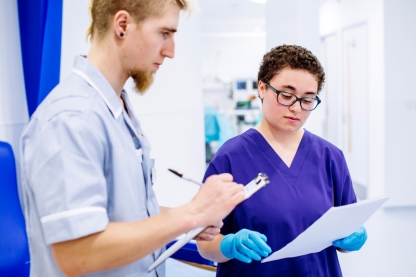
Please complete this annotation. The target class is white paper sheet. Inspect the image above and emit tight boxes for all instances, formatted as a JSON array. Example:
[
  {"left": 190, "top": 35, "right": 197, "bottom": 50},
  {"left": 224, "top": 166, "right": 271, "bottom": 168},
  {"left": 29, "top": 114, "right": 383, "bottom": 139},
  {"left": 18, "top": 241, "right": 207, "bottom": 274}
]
[{"left": 262, "top": 197, "right": 390, "bottom": 263}]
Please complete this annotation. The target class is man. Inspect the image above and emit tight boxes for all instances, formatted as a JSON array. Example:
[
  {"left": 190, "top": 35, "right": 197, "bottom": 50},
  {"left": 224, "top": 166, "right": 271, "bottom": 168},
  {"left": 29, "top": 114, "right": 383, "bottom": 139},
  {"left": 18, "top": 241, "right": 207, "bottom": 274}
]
[{"left": 19, "top": 0, "right": 245, "bottom": 276}]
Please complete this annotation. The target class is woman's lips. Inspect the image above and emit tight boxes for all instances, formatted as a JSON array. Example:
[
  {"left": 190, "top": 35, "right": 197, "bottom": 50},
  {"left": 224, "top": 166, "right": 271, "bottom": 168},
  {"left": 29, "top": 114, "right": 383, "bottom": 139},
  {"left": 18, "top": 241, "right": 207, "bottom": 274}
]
[{"left": 284, "top": 116, "right": 300, "bottom": 122}]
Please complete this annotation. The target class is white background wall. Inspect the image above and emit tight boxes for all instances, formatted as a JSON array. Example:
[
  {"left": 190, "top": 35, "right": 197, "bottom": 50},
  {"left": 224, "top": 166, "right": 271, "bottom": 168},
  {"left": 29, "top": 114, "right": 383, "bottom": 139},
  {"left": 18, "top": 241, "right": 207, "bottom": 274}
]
[
  {"left": 320, "top": 0, "right": 385, "bottom": 200},
  {"left": 0, "top": 1, "right": 29, "bottom": 158},
  {"left": 199, "top": 2, "right": 267, "bottom": 121},
  {"left": 384, "top": 0, "right": 416, "bottom": 207},
  {"left": 60, "top": 0, "right": 206, "bottom": 208},
  {"left": 266, "top": 0, "right": 325, "bottom": 138}
]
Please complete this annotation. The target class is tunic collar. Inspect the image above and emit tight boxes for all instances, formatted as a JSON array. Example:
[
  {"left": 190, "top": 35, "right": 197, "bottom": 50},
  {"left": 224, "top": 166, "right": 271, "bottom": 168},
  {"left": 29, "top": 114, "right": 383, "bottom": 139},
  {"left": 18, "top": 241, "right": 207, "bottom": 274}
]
[{"left": 72, "top": 55, "right": 123, "bottom": 119}]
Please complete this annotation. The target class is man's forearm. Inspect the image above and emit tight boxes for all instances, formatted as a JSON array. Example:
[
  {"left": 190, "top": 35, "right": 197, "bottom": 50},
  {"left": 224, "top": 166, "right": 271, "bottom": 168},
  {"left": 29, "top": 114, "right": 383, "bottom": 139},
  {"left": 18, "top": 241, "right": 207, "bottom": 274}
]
[
  {"left": 159, "top": 206, "right": 171, "bottom": 213},
  {"left": 52, "top": 173, "right": 245, "bottom": 276},
  {"left": 52, "top": 204, "right": 197, "bottom": 277}
]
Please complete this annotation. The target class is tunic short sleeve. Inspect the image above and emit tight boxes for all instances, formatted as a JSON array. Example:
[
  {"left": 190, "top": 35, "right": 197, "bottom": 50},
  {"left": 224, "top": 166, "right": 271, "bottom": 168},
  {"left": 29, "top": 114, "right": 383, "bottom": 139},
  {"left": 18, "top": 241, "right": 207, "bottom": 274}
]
[
  {"left": 334, "top": 151, "right": 356, "bottom": 207},
  {"left": 23, "top": 111, "right": 109, "bottom": 245}
]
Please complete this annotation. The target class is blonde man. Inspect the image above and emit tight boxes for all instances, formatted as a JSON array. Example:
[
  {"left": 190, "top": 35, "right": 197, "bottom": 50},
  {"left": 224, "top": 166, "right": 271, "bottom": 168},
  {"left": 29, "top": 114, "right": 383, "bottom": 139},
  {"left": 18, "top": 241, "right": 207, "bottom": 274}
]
[{"left": 19, "top": 1, "right": 245, "bottom": 276}]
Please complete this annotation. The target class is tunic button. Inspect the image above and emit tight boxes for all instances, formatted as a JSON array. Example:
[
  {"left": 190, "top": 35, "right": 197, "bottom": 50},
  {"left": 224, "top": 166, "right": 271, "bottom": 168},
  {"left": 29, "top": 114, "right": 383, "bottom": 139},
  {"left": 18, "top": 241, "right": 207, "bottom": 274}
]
[{"left": 140, "top": 133, "right": 144, "bottom": 138}]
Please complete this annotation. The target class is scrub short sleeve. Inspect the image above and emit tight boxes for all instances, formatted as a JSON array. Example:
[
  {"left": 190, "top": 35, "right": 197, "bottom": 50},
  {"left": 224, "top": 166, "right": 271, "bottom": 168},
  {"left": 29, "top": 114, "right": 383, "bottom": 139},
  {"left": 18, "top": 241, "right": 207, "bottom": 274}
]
[
  {"left": 333, "top": 151, "right": 357, "bottom": 207},
  {"left": 24, "top": 112, "right": 109, "bottom": 245}
]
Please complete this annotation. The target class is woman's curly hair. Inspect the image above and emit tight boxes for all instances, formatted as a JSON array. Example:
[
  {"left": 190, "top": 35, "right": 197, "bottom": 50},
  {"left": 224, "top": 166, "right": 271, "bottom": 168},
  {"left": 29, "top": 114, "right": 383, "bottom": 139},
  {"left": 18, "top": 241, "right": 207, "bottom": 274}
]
[{"left": 258, "top": 45, "right": 325, "bottom": 93}]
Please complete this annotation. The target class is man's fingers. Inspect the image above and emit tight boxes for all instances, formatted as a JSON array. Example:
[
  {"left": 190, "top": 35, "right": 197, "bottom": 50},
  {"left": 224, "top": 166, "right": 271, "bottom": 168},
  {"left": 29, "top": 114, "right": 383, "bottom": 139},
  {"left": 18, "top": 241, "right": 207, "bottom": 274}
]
[
  {"left": 211, "top": 221, "right": 224, "bottom": 229},
  {"left": 203, "top": 226, "right": 221, "bottom": 235},
  {"left": 228, "top": 184, "right": 246, "bottom": 203},
  {"left": 194, "top": 233, "right": 215, "bottom": 241},
  {"left": 205, "top": 173, "right": 233, "bottom": 184},
  {"left": 217, "top": 173, "right": 234, "bottom": 182},
  {"left": 193, "top": 225, "right": 221, "bottom": 241}
]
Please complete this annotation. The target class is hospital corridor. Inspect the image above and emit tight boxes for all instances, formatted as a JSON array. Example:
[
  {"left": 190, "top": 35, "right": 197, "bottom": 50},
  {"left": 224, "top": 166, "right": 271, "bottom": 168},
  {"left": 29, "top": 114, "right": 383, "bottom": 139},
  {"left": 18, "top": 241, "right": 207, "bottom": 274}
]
[{"left": 1, "top": 0, "right": 416, "bottom": 276}]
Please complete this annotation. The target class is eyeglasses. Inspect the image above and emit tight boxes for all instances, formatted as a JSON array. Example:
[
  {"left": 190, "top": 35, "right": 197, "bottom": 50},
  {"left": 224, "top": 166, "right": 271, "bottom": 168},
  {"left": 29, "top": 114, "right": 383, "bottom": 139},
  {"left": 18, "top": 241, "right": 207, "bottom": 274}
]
[{"left": 264, "top": 82, "right": 321, "bottom": 111}]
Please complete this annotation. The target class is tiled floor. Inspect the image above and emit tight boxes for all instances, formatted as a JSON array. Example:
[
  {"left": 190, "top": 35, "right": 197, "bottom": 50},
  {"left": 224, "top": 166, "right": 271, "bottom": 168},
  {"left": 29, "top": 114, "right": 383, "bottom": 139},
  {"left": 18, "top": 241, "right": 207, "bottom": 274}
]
[{"left": 167, "top": 207, "right": 416, "bottom": 276}]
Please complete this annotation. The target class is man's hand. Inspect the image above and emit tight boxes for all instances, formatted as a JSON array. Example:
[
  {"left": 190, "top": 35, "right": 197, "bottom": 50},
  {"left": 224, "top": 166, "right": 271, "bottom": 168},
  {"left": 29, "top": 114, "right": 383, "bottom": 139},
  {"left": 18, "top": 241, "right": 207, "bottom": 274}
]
[
  {"left": 186, "top": 174, "right": 245, "bottom": 228},
  {"left": 194, "top": 221, "right": 223, "bottom": 241}
]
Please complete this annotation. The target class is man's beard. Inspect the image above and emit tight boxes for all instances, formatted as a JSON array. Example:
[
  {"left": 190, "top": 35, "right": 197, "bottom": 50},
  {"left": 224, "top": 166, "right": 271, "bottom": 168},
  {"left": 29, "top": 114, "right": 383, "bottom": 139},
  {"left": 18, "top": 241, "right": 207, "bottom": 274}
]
[{"left": 131, "top": 70, "right": 154, "bottom": 95}]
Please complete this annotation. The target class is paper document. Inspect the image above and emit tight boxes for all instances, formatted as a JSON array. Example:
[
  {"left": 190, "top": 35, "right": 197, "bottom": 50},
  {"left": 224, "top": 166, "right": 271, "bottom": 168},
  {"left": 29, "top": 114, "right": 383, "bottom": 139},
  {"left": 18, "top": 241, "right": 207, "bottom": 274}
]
[{"left": 262, "top": 197, "right": 389, "bottom": 263}]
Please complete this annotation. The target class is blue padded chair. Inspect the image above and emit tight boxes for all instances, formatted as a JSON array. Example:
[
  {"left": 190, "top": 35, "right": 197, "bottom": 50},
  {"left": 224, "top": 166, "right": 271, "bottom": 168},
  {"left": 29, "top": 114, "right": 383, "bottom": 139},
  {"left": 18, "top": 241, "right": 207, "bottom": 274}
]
[{"left": 0, "top": 141, "right": 30, "bottom": 276}]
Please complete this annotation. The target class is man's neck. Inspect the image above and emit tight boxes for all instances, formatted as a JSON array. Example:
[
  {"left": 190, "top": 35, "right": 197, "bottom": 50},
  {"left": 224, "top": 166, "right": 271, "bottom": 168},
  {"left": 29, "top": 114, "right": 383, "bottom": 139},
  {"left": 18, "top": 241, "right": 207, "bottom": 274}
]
[{"left": 87, "top": 40, "right": 128, "bottom": 97}]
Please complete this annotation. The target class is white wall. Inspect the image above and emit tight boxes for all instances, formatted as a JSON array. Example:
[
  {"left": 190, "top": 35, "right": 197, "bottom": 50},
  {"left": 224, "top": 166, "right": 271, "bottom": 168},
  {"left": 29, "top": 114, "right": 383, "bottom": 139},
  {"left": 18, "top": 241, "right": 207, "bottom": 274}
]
[
  {"left": 320, "top": 0, "right": 385, "bottom": 200},
  {"left": 60, "top": 0, "right": 205, "bottom": 208},
  {"left": 384, "top": 0, "right": 416, "bottom": 207},
  {"left": 60, "top": 0, "right": 91, "bottom": 80},
  {"left": 0, "top": 1, "right": 29, "bottom": 158},
  {"left": 126, "top": 14, "right": 206, "bottom": 208},
  {"left": 266, "top": 0, "right": 324, "bottom": 137},
  {"left": 200, "top": 14, "right": 267, "bottom": 114}
]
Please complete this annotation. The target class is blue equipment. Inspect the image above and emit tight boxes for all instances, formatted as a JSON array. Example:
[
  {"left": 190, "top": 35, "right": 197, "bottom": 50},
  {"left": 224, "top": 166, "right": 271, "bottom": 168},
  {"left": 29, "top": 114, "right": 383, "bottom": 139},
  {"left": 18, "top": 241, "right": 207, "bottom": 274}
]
[{"left": 0, "top": 141, "right": 30, "bottom": 276}]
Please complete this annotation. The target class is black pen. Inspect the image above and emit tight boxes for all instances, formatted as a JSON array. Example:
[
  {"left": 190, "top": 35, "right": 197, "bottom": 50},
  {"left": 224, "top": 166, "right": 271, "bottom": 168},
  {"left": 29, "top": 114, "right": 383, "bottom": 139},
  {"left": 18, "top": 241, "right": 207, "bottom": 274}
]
[{"left": 168, "top": 168, "right": 203, "bottom": 187}]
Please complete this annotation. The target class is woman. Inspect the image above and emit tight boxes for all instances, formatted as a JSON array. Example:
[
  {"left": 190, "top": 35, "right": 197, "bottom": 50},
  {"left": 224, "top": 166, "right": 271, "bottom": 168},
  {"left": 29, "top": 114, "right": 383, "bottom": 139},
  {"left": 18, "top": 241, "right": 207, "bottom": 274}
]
[{"left": 197, "top": 45, "right": 367, "bottom": 277}]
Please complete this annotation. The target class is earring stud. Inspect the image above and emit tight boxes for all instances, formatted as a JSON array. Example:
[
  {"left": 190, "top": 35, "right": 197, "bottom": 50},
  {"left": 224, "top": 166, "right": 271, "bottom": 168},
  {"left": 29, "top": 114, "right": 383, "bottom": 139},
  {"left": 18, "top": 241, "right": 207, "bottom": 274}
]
[{"left": 120, "top": 32, "right": 124, "bottom": 37}]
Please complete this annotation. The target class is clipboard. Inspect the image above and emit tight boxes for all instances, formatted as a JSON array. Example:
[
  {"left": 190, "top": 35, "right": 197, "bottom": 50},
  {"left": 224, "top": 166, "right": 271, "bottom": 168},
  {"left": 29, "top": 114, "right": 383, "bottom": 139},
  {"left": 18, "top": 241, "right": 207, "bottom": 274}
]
[{"left": 148, "top": 173, "right": 270, "bottom": 272}]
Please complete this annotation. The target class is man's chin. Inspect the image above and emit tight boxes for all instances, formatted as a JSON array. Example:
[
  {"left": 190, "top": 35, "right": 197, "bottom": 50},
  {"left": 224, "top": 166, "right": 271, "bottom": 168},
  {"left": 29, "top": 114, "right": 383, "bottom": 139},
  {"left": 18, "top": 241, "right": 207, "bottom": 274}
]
[{"left": 131, "top": 71, "right": 154, "bottom": 95}]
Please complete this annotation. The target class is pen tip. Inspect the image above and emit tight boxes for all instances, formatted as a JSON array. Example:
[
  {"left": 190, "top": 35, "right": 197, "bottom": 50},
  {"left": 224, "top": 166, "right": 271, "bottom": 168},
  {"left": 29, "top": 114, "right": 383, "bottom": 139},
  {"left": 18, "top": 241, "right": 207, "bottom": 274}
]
[{"left": 168, "top": 168, "right": 182, "bottom": 178}]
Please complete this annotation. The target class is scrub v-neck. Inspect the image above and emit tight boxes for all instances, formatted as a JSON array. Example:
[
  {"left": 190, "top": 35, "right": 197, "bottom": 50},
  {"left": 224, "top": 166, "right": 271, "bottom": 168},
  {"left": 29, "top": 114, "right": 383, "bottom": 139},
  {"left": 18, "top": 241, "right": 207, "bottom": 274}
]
[{"left": 249, "top": 128, "right": 313, "bottom": 186}]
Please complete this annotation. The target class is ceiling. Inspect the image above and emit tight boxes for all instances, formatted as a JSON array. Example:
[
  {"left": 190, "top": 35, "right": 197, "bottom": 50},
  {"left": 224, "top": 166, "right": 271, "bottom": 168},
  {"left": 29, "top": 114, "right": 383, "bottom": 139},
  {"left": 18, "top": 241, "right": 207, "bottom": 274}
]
[{"left": 198, "top": 0, "right": 266, "bottom": 33}]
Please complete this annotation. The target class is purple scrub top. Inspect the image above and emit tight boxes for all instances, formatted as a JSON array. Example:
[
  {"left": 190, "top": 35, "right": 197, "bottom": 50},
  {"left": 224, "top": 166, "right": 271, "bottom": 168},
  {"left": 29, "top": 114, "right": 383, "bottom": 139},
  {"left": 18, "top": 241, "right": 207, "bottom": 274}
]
[{"left": 203, "top": 128, "right": 356, "bottom": 277}]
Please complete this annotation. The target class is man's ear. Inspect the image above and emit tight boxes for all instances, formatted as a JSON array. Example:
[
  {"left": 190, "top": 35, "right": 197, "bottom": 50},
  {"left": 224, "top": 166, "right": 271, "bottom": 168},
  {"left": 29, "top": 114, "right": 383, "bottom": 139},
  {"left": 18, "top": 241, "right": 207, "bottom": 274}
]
[{"left": 113, "top": 10, "right": 129, "bottom": 38}]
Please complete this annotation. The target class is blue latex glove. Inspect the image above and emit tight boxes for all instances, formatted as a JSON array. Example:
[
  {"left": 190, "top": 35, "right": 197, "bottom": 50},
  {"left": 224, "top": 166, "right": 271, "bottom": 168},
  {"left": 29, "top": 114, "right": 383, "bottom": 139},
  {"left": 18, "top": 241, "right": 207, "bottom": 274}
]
[
  {"left": 332, "top": 226, "right": 367, "bottom": 251},
  {"left": 220, "top": 229, "right": 272, "bottom": 263}
]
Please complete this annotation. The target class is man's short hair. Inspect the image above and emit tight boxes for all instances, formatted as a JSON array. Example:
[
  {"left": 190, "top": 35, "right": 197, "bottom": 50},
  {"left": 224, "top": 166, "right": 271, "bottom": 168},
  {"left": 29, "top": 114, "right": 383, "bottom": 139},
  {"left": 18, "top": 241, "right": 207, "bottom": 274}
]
[
  {"left": 258, "top": 45, "right": 325, "bottom": 93},
  {"left": 87, "top": 0, "right": 195, "bottom": 41}
]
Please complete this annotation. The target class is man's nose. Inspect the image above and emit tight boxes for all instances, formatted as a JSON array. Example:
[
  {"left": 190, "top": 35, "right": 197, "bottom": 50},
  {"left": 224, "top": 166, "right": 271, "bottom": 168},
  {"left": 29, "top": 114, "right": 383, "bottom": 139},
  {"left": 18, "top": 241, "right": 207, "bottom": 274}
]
[{"left": 162, "top": 39, "right": 175, "bottom": 59}]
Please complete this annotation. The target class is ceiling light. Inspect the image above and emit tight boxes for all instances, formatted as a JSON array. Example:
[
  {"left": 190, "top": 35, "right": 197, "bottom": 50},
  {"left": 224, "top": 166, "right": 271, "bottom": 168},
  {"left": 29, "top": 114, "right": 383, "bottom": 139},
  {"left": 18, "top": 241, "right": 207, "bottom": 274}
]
[{"left": 251, "top": 0, "right": 267, "bottom": 3}]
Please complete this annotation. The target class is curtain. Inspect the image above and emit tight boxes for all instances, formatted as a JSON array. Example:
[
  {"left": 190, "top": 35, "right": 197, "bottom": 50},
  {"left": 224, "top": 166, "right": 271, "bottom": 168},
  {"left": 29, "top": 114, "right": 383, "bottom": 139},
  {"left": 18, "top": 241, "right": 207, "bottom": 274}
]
[{"left": 18, "top": 0, "right": 63, "bottom": 116}]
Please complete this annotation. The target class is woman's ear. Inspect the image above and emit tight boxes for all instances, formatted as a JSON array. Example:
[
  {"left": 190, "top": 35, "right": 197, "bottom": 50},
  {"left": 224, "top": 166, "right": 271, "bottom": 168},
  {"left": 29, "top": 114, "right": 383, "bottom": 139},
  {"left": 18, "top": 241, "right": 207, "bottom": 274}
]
[{"left": 257, "top": 81, "right": 266, "bottom": 100}]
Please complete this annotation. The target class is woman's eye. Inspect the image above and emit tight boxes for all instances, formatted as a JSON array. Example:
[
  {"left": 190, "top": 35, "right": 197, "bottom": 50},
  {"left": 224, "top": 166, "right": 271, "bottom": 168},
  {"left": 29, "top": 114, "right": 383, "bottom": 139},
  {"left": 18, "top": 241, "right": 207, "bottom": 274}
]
[
  {"left": 281, "top": 93, "right": 292, "bottom": 99},
  {"left": 303, "top": 99, "right": 313, "bottom": 104}
]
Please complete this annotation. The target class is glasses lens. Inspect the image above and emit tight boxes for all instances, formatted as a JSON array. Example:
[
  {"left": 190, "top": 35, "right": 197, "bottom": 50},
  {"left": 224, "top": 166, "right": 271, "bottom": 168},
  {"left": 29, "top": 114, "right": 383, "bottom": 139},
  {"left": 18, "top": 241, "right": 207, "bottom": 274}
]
[
  {"left": 277, "top": 92, "right": 296, "bottom": 105},
  {"left": 301, "top": 98, "right": 318, "bottom": 111}
]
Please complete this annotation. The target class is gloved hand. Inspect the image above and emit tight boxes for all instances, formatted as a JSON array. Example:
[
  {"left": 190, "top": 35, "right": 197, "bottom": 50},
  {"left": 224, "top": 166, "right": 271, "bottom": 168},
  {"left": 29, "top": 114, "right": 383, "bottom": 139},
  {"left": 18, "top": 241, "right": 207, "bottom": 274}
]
[
  {"left": 332, "top": 226, "right": 367, "bottom": 251},
  {"left": 220, "top": 229, "right": 272, "bottom": 263}
]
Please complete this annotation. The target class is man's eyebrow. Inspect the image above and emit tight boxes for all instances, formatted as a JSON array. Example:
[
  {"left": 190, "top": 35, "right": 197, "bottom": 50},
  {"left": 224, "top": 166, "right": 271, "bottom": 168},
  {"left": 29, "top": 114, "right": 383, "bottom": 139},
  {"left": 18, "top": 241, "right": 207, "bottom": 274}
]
[
  {"left": 162, "top": 27, "right": 177, "bottom": 33},
  {"left": 282, "top": 85, "right": 317, "bottom": 96}
]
